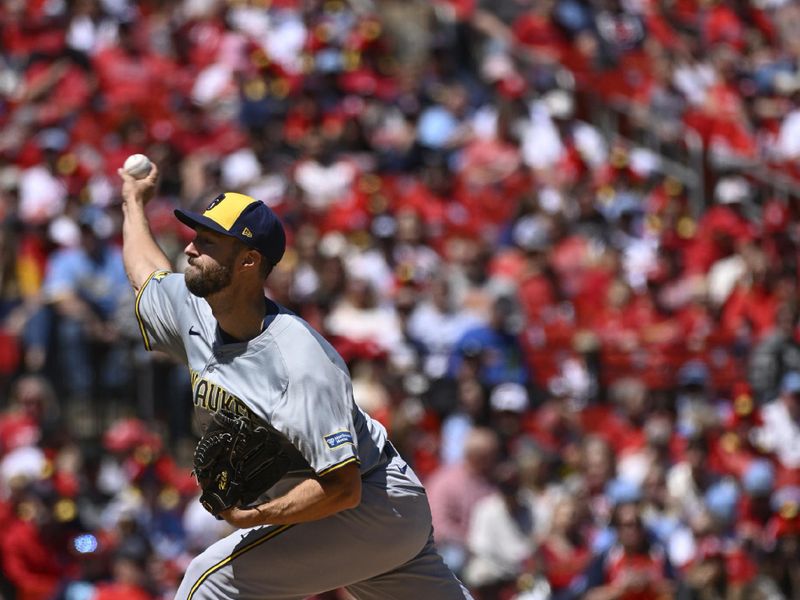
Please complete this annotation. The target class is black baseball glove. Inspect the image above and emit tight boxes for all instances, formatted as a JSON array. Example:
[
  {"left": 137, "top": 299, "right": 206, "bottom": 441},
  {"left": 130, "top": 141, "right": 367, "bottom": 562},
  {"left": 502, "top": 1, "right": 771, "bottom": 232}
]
[{"left": 192, "top": 409, "right": 290, "bottom": 517}]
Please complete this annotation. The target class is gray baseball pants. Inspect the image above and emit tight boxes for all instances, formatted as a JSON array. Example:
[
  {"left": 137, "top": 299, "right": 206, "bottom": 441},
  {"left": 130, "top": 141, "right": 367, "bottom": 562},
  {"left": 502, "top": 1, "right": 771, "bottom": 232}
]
[{"left": 175, "top": 463, "right": 472, "bottom": 600}]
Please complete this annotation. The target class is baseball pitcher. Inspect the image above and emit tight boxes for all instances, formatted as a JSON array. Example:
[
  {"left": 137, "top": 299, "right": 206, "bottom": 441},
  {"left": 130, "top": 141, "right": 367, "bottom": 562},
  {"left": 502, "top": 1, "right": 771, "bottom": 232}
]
[{"left": 119, "top": 163, "right": 473, "bottom": 599}]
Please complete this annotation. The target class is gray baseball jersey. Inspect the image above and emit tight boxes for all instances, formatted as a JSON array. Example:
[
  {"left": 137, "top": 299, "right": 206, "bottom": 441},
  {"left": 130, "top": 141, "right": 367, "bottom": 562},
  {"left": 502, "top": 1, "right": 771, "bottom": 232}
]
[{"left": 134, "top": 270, "right": 472, "bottom": 600}]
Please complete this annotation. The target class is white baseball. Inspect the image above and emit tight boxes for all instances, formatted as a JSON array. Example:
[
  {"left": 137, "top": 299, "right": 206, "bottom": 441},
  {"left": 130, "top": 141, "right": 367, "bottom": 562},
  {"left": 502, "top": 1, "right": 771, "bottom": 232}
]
[{"left": 123, "top": 154, "right": 153, "bottom": 179}]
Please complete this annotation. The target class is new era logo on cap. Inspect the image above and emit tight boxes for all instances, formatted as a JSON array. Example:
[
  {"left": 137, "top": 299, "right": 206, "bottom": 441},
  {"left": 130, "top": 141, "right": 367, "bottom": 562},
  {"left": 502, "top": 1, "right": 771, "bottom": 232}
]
[{"left": 174, "top": 193, "right": 286, "bottom": 265}]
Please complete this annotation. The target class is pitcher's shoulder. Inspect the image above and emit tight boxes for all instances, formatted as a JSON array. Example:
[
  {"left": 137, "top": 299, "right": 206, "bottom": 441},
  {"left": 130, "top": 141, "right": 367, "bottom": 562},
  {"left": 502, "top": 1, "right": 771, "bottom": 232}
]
[{"left": 268, "top": 311, "right": 350, "bottom": 377}]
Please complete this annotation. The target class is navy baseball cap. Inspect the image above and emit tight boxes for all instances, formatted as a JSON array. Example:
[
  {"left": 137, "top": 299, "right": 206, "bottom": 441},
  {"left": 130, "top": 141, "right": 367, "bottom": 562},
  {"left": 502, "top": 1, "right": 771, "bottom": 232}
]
[{"left": 175, "top": 193, "right": 286, "bottom": 265}]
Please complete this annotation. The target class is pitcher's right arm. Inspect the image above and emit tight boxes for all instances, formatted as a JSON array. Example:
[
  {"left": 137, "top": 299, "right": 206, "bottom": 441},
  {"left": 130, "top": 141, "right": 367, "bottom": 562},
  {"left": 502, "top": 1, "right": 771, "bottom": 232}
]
[{"left": 119, "top": 164, "right": 172, "bottom": 292}]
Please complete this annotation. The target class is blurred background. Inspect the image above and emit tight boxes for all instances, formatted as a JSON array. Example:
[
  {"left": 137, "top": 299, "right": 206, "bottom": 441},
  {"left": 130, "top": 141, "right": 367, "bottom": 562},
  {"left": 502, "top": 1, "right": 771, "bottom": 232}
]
[{"left": 1, "top": 0, "right": 800, "bottom": 598}]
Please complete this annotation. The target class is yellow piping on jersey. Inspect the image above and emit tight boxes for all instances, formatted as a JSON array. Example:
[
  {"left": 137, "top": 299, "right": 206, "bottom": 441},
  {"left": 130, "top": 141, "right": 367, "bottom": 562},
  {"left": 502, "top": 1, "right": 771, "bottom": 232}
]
[
  {"left": 134, "top": 269, "right": 166, "bottom": 351},
  {"left": 187, "top": 524, "right": 294, "bottom": 600},
  {"left": 317, "top": 456, "right": 360, "bottom": 477}
]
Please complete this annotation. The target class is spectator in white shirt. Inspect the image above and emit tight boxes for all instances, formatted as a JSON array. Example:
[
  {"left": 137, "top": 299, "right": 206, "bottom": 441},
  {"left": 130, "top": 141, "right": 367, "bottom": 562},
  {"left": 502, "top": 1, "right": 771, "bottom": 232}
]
[
  {"left": 407, "top": 277, "right": 482, "bottom": 379},
  {"left": 753, "top": 371, "right": 800, "bottom": 469},
  {"left": 325, "top": 275, "right": 403, "bottom": 352},
  {"left": 464, "top": 460, "right": 537, "bottom": 596}
]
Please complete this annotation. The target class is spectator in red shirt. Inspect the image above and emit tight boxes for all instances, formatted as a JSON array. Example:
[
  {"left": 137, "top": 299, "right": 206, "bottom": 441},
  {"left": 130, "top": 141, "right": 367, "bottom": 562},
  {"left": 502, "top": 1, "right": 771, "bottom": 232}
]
[
  {"left": 737, "top": 459, "right": 776, "bottom": 547},
  {"left": 92, "top": 538, "right": 155, "bottom": 600},
  {"left": 762, "top": 486, "right": 800, "bottom": 598},
  {"left": 91, "top": 20, "right": 176, "bottom": 127},
  {"left": 675, "top": 536, "right": 742, "bottom": 600},
  {"left": 584, "top": 501, "right": 675, "bottom": 600},
  {"left": 515, "top": 215, "right": 558, "bottom": 322},
  {"left": 539, "top": 496, "right": 591, "bottom": 597},
  {"left": 0, "top": 375, "right": 55, "bottom": 456},
  {"left": 1, "top": 482, "right": 80, "bottom": 600},
  {"left": 683, "top": 176, "right": 756, "bottom": 276},
  {"left": 720, "top": 247, "right": 789, "bottom": 344}
]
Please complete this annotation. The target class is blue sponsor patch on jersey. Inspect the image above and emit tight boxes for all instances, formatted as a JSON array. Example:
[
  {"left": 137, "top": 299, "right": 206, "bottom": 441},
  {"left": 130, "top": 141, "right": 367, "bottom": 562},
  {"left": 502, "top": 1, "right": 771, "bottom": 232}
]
[{"left": 324, "top": 431, "right": 354, "bottom": 449}]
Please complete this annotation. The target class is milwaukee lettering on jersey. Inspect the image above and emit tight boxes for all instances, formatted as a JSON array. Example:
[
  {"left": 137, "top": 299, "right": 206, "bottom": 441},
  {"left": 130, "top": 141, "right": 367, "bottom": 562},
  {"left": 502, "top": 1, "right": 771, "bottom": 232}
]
[{"left": 189, "top": 368, "right": 249, "bottom": 415}]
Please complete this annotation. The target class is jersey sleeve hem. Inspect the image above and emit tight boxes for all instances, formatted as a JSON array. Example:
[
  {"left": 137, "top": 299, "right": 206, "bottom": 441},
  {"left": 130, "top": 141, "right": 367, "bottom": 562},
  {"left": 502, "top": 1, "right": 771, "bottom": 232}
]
[
  {"left": 134, "top": 269, "right": 172, "bottom": 351},
  {"left": 317, "top": 456, "right": 360, "bottom": 477}
]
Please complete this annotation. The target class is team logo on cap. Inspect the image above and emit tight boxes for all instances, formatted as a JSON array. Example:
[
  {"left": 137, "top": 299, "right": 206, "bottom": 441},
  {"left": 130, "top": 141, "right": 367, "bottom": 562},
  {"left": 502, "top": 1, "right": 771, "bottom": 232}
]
[{"left": 207, "top": 194, "right": 226, "bottom": 211}]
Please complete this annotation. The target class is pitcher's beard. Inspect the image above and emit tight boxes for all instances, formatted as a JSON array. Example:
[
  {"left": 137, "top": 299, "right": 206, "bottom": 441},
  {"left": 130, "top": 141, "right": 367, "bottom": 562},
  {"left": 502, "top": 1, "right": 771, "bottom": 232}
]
[{"left": 185, "top": 261, "right": 233, "bottom": 297}]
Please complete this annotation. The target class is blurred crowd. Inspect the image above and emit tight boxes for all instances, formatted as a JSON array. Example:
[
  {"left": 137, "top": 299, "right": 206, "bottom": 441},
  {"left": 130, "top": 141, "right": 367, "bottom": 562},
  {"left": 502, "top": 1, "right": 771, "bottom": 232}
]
[{"left": 1, "top": 0, "right": 800, "bottom": 598}]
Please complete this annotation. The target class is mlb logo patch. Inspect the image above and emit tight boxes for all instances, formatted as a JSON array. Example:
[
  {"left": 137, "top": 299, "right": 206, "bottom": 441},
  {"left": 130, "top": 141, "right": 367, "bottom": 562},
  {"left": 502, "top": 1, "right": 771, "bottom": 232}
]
[{"left": 324, "top": 431, "right": 354, "bottom": 449}]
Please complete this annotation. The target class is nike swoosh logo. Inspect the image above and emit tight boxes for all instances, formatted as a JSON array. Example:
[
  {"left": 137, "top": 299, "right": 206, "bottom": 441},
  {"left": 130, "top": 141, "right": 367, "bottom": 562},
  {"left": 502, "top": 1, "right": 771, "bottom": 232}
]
[
  {"left": 189, "top": 326, "right": 201, "bottom": 336},
  {"left": 398, "top": 464, "right": 408, "bottom": 475}
]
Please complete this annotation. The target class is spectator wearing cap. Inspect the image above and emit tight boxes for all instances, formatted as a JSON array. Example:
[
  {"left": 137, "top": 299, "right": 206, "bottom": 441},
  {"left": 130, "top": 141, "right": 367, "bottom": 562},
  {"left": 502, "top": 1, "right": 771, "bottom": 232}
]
[
  {"left": 96, "top": 418, "right": 156, "bottom": 498},
  {"left": 488, "top": 382, "right": 530, "bottom": 454},
  {"left": 720, "top": 245, "right": 790, "bottom": 345},
  {"left": 416, "top": 80, "right": 473, "bottom": 157},
  {"left": 305, "top": 236, "right": 348, "bottom": 321},
  {"left": 427, "top": 427, "right": 500, "bottom": 577},
  {"left": 682, "top": 176, "right": 756, "bottom": 276},
  {"left": 717, "top": 382, "right": 763, "bottom": 469},
  {"left": 39, "top": 206, "right": 131, "bottom": 405},
  {"left": 16, "top": 130, "right": 70, "bottom": 226},
  {"left": 448, "top": 295, "right": 529, "bottom": 388},
  {"left": 693, "top": 478, "right": 757, "bottom": 590},
  {"left": 737, "top": 459, "right": 776, "bottom": 547},
  {"left": 611, "top": 193, "right": 660, "bottom": 294},
  {"left": 752, "top": 371, "right": 800, "bottom": 471},
  {"left": 513, "top": 214, "right": 558, "bottom": 323},
  {"left": 674, "top": 360, "right": 720, "bottom": 439},
  {"left": 702, "top": 480, "right": 760, "bottom": 592},
  {"left": 584, "top": 500, "right": 675, "bottom": 600}
]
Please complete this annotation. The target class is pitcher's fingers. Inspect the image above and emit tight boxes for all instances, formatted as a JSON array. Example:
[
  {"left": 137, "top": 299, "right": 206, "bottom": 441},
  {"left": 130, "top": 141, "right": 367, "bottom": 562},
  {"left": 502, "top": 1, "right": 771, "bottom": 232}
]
[
  {"left": 117, "top": 167, "right": 134, "bottom": 182},
  {"left": 144, "top": 162, "right": 159, "bottom": 184}
]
